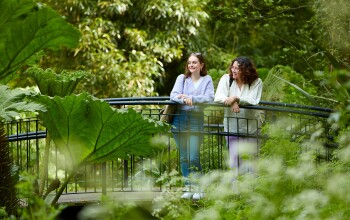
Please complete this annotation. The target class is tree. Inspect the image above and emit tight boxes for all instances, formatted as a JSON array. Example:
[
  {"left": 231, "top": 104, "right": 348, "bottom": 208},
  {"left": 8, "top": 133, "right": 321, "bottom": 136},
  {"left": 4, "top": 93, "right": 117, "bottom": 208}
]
[
  {"left": 38, "top": 0, "right": 210, "bottom": 98},
  {"left": 312, "top": 0, "right": 350, "bottom": 68},
  {"left": 190, "top": 0, "right": 350, "bottom": 106},
  {"left": 195, "top": 1, "right": 316, "bottom": 70}
]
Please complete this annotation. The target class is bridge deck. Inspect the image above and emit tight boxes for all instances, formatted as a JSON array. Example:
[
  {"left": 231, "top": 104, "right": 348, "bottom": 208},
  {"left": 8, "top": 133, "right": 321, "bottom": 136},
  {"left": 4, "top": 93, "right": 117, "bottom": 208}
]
[{"left": 46, "top": 190, "right": 163, "bottom": 205}]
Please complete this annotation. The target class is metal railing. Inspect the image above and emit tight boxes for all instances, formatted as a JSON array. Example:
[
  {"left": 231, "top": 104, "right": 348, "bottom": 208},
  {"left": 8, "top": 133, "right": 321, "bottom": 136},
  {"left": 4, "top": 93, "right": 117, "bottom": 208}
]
[{"left": 4, "top": 97, "right": 335, "bottom": 196}]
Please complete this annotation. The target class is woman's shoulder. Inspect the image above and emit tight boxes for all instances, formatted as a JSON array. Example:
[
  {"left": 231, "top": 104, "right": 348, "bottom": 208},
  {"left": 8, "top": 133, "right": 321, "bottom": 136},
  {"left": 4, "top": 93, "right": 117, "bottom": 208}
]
[
  {"left": 221, "top": 73, "right": 230, "bottom": 78},
  {"left": 203, "top": 74, "right": 213, "bottom": 80},
  {"left": 176, "top": 74, "right": 186, "bottom": 81},
  {"left": 220, "top": 74, "right": 230, "bottom": 80},
  {"left": 252, "top": 78, "right": 262, "bottom": 85}
]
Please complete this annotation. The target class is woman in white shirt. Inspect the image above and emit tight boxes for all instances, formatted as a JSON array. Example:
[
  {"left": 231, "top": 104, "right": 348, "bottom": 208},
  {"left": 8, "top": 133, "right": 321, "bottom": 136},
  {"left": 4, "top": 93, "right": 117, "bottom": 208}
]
[{"left": 214, "top": 57, "right": 263, "bottom": 173}]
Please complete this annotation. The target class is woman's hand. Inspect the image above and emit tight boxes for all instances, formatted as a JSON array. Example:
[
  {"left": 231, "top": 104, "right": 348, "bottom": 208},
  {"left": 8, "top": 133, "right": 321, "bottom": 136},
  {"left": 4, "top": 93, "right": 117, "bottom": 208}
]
[
  {"left": 177, "top": 94, "right": 188, "bottom": 99},
  {"left": 231, "top": 101, "right": 240, "bottom": 113},
  {"left": 224, "top": 96, "right": 239, "bottom": 105},
  {"left": 177, "top": 94, "right": 192, "bottom": 106},
  {"left": 183, "top": 97, "right": 193, "bottom": 106}
]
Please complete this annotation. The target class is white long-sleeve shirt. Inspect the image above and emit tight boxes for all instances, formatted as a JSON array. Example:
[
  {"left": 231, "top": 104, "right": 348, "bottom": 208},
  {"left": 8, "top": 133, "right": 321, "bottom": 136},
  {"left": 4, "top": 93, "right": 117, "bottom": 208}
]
[{"left": 214, "top": 74, "right": 263, "bottom": 135}]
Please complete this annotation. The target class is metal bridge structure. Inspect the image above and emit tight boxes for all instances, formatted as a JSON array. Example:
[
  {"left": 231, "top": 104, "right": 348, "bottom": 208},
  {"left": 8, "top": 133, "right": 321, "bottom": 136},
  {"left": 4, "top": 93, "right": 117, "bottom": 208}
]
[{"left": 4, "top": 97, "right": 335, "bottom": 204}]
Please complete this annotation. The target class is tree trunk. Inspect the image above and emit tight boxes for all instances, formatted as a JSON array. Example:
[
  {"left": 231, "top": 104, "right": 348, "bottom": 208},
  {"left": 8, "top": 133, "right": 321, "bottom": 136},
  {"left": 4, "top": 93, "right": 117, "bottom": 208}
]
[{"left": 0, "top": 124, "right": 19, "bottom": 217}]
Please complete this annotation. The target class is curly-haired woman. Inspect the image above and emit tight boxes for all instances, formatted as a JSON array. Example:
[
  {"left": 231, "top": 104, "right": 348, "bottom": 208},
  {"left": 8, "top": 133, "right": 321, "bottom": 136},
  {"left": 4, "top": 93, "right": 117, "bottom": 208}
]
[{"left": 214, "top": 57, "right": 263, "bottom": 175}]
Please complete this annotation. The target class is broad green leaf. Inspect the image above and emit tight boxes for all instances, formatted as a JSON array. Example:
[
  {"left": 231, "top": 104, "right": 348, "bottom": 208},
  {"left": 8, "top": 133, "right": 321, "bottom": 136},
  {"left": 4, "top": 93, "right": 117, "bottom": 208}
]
[
  {"left": 0, "top": 85, "right": 45, "bottom": 122},
  {"left": 34, "top": 93, "right": 170, "bottom": 166},
  {"left": 25, "top": 67, "right": 87, "bottom": 97},
  {"left": 0, "top": 0, "right": 81, "bottom": 82}
]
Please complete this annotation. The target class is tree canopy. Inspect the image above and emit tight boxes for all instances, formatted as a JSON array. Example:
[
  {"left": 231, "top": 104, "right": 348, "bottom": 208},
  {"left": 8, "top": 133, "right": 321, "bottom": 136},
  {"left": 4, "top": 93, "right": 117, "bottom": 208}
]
[
  {"left": 38, "top": 0, "right": 209, "bottom": 97},
  {"left": 12, "top": 0, "right": 350, "bottom": 108}
]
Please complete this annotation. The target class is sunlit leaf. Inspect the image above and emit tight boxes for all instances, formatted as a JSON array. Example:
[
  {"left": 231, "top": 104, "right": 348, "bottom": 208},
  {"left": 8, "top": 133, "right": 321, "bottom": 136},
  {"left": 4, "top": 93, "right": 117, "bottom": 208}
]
[
  {"left": 0, "top": 85, "right": 45, "bottom": 122},
  {"left": 0, "top": 0, "right": 81, "bottom": 82},
  {"left": 33, "top": 93, "right": 171, "bottom": 166},
  {"left": 24, "top": 67, "right": 87, "bottom": 97}
]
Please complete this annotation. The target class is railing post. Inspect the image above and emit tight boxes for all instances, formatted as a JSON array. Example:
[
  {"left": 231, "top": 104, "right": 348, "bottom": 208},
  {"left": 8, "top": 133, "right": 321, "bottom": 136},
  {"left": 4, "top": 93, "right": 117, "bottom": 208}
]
[
  {"left": 123, "top": 160, "right": 128, "bottom": 188},
  {"left": 101, "top": 162, "right": 106, "bottom": 195}
]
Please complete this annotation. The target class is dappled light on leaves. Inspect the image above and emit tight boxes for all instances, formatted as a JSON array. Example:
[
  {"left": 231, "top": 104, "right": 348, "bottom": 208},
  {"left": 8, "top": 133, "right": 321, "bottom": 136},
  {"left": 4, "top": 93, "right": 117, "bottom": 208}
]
[{"left": 34, "top": 93, "right": 171, "bottom": 166}]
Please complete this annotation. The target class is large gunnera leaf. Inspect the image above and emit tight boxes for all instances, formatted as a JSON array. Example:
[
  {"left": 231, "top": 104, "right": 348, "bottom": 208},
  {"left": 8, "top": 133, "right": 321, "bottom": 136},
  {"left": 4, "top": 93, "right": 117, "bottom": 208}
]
[
  {"left": 0, "top": 0, "right": 80, "bottom": 82},
  {"left": 34, "top": 93, "right": 170, "bottom": 166},
  {"left": 0, "top": 85, "right": 45, "bottom": 122},
  {"left": 25, "top": 67, "right": 87, "bottom": 97}
]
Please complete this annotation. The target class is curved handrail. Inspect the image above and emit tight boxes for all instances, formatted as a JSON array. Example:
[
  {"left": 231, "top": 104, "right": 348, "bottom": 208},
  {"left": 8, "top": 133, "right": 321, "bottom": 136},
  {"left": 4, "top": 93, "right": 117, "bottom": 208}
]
[
  {"left": 103, "top": 97, "right": 333, "bottom": 118},
  {"left": 5, "top": 97, "right": 333, "bottom": 142},
  {"left": 103, "top": 96, "right": 333, "bottom": 111}
]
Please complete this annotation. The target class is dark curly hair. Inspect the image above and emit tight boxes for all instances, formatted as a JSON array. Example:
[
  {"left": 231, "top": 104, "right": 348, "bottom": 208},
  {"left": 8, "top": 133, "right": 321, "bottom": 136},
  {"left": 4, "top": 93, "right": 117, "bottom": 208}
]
[
  {"left": 184, "top": 52, "right": 208, "bottom": 78},
  {"left": 229, "top": 57, "right": 258, "bottom": 85}
]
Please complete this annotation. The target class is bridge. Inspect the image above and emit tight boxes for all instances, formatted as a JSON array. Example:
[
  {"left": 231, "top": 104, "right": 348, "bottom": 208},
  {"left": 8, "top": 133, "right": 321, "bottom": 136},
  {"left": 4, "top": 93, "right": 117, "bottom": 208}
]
[{"left": 4, "top": 97, "right": 335, "bottom": 206}]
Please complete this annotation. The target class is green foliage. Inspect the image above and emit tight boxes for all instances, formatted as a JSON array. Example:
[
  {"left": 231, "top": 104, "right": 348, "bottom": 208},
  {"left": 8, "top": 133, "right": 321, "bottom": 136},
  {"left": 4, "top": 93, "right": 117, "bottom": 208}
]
[
  {"left": 16, "top": 173, "right": 62, "bottom": 220},
  {"left": 203, "top": 1, "right": 316, "bottom": 69},
  {"left": 196, "top": 0, "right": 350, "bottom": 91},
  {"left": 260, "top": 137, "right": 300, "bottom": 167},
  {"left": 0, "top": 207, "right": 8, "bottom": 220},
  {"left": 39, "top": 0, "right": 209, "bottom": 98},
  {"left": 0, "top": 85, "right": 45, "bottom": 122},
  {"left": 134, "top": 147, "right": 179, "bottom": 187},
  {"left": 24, "top": 67, "right": 87, "bottom": 97},
  {"left": 207, "top": 68, "right": 226, "bottom": 88},
  {"left": 0, "top": 0, "right": 80, "bottom": 84},
  {"left": 312, "top": 0, "right": 350, "bottom": 68},
  {"left": 315, "top": 69, "right": 350, "bottom": 128},
  {"left": 155, "top": 169, "right": 184, "bottom": 189},
  {"left": 256, "top": 68, "right": 269, "bottom": 81},
  {"left": 152, "top": 118, "right": 350, "bottom": 219},
  {"left": 153, "top": 189, "right": 197, "bottom": 219},
  {"left": 262, "top": 65, "right": 327, "bottom": 105},
  {"left": 25, "top": 0, "right": 350, "bottom": 101},
  {"left": 32, "top": 92, "right": 171, "bottom": 204},
  {"left": 24, "top": 67, "right": 87, "bottom": 197},
  {"left": 1, "top": 0, "right": 350, "bottom": 218},
  {"left": 33, "top": 93, "right": 171, "bottom": 165}
]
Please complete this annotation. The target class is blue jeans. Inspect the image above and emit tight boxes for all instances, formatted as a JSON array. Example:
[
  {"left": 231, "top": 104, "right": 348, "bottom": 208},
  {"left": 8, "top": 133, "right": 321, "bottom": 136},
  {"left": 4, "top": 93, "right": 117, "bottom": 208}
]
[{"left": 171, "top": 110, "right": 204, "bottom": 185}]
